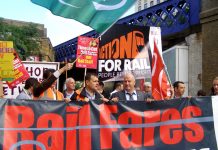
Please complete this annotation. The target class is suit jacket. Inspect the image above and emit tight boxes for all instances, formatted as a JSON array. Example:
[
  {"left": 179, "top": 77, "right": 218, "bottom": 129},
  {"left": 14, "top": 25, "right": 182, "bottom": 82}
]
[
  {"left": 16, "top": 90, "right": 31, "bottom": 100},
  {"left": 111, "top": 90, "right": 149, "bottom": 101},
  {"left": 72, "top": 87, "right": 102, "bottom": 101},
  {"left": 63, "top": 90, "right": 76, "bottom": 100}
]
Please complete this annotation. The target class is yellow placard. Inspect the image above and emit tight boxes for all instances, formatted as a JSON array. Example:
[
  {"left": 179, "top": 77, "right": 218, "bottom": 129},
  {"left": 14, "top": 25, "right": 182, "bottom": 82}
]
[
  {"left": 0, "top": 53, "right": 14, "bottom": 60},
  {"left": 0, "top": 53, "right": 15, "bottom": 80},
  {"left": 0, "top": 80, "right": 3, "bottom": 98},
  {"left": 0, "top": 41, "right": 14, "bottom": 81},
  {"left": 0, "top": 41, "right": 13, "bottom": 48}
]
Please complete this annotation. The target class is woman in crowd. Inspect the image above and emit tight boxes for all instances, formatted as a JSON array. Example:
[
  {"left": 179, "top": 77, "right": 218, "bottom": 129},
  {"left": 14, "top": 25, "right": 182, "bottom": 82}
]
[{"left": 211, "top": 76, "right": 218, "bottom": 96}]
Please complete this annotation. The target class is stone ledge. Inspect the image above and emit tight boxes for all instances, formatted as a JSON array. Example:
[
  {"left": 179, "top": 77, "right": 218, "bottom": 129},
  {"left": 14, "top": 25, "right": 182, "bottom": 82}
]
[{"left": 200, "top": 7, "right": 218, "bottom": 24}]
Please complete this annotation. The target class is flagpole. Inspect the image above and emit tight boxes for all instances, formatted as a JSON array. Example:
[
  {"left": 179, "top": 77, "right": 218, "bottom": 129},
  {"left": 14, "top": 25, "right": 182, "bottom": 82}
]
[
  {"left": 65, "top": 58, "right": 68, "bottom": 79},
  {"left": 84, "top": 68, "right": 87, "bottom": 87},
  {"left": 70, "top": 53, "right": 83, "bottom": 66},
  {"left": 163, "top": 65, "right": 172, "bottom": 85},
  {"left": 0, "top": 79, "right": 3, "bottom": 98},
  {"left": 158, "top": 47, "right": 172, "bottom": 85}
]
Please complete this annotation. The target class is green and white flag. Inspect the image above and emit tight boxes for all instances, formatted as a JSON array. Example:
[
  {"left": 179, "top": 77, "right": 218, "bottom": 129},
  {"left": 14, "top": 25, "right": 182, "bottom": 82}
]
[{"left": 31, "top": 0, "right": 136, "bottom": 33}]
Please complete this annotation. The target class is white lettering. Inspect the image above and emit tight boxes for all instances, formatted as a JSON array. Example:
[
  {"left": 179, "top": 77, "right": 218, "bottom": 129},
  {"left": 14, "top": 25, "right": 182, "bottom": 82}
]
[{"left": 98, "top": 60, "right": 122, "bottom": 72}]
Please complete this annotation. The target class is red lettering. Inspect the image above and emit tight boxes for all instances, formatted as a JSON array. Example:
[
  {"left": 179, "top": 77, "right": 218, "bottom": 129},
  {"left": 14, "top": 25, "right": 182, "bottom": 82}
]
[
  {"left": 65, "top": 106, "right": 80, "bottom": 150},
  {"left": 144, "top": 110, "right": 161, "bottom": 146},
  {"left": 119, "top": 111, "right": 142, "bottom": 149},
  {"left": 37, "top": 114, "right": 64, "bottom": 150},
  {"left": 160, "top": 109, "right": 182, "bottom": 144},
  {"left": 120, "top": 33, "right": 132, "bottom": 59},
  {"left": 79, "top": 104, "right": 91, "bottom": 150},
  {"left": 99, "top": 104, "right": 118, "bottom": 149},
  {"left": 99, "top": 31, "right": 144, "bottom": 59},
  {"left": 182, "top": 106, "right": 204, "bottom": 142},
  {"left": 132, "top": 31, "right": 144, "bottom": 58},
  {"left": 3, "top": 106, "right": 34, "bottom": 150}
]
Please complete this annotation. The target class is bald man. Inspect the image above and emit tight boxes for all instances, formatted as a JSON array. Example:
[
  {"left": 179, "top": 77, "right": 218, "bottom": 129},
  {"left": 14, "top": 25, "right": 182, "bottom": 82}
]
[
  {"left": 63, "top": 77, "right": 76, "bottom": 101},
  {"left": 111, "top": 73, "right": 149, "bottom": 102}
]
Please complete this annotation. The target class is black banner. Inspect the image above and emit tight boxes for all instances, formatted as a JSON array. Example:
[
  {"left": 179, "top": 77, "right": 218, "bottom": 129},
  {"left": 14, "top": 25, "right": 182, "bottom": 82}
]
[
  {"left": 98, "top": 24, "right": 151, "bottom": 82},
  {"left": 0, "top": 97, "right": 217, "bottom": 150}
]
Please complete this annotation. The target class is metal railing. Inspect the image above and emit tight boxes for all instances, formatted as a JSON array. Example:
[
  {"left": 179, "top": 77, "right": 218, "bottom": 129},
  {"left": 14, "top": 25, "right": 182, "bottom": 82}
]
[{"left": 54, "top": 0, "right": 200, "bottom": 62}]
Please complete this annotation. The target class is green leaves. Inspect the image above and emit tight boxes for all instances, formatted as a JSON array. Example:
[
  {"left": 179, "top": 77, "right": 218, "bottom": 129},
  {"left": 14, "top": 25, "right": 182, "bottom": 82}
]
[{"left": 0, "top": 19, "right": 41, "bottom": 60}]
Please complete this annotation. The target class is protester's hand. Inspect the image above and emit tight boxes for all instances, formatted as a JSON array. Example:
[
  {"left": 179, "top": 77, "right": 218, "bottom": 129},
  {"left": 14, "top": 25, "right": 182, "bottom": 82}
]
[
  {"left": 98, "top": 93, "right": 109, "bottom": 102},
  {"left": 65, "top": 63, "right": 73, "bottom": 71},
  {"left": 186, "top": 96, "right": 192, "bottom": 99},
  {"left": 164, "top": 96, "right": 171, "bottom": 100},
  {"left": 64, "top": 98, "right": 71, "bottom": 103},
  {"left": 84, "top": 97, "right": 89, "bottom": 102},
  {"left": 59, "top": 63, "right": 73, "bottom": 74},
  {"left": 101, "top": 97, "right": 109, "bottom": 102},
  {"left": 146, "top": 98, "right": 155, "bottom": 103},
  {"left": 111, "top": 97, "right": 119, "bottom": 102}
]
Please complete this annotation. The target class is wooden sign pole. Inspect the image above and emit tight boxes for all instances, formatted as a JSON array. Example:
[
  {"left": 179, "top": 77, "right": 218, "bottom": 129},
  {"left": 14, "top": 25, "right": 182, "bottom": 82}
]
[{"left": 0, "top": 79, "right": 3, "bottom": 98}]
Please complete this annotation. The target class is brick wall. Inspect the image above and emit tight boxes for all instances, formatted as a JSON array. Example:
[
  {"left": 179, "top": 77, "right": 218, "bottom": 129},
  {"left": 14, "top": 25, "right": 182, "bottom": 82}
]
[{"left": 201, "top": 5, "right": 218, "bottom": 94}]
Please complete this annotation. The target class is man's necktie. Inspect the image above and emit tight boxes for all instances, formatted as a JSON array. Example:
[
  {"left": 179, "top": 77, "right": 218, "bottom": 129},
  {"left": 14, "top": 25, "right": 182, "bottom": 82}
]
[{"left": 127, "top": 93, "right": 134, "bottom": 101}]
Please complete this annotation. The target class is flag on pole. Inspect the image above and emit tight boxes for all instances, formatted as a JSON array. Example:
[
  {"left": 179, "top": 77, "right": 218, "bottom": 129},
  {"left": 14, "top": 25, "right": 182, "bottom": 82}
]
[
  {"left": 151, "top": 40, "right": 170, "bottom": 100},
  {"left": 30, "top": 0, "right": 136, "bottom": 33}
]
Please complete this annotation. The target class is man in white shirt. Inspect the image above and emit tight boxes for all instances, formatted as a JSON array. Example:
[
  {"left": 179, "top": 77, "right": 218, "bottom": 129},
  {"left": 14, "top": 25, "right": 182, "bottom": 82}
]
[
  {"left": 110, "top": 82, "right": 123, "bottom": 97},
  {"left": 173, "top": 81, "right": 185, "bottom": 98}
]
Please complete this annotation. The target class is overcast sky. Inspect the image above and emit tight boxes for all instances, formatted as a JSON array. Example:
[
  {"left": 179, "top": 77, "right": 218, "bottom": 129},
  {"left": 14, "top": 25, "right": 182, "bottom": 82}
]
[{"left": 0, "top": 0, "right": 135, "bottom": 46}]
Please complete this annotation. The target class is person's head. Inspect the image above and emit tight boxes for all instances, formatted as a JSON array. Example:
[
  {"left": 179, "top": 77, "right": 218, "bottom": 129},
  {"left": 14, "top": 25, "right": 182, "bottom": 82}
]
[
  {"left": 173, "top": 81, "right": 185, "bottom": 97},
  {"left": 212, "top": 77, "right": 218, "bottom": 95},
  {"left": 144, "top": 82, "right": 151, "bottom": 93},
  {"left": 43, "top": 69, "right": 55, "bottom": 79},
  {"left": 123, "top": 73, "right": 135, "bottom": 93},
  {"left": 43, "top": 69, "right": 56, "bottom": 88},
  {"left": 114, "top": 82, "right": 123, "bottom": 91},
  {"left": 97, "top": 81, "right": 104, "bottom": 92},
  {"left": 135, "top": 86, "right": 141, "bottom": 91},
  {"left": 24, "top": 77, "right": 39, "bottom": 93},
  {"left": 85, "top": 73, "right": 99, "bottom": 92},
  {"left": 197, "top": 89, "right": 206, "bottom": 96},
  {"left": 65, "top": 78, "right": 75, "bottom": 91}
]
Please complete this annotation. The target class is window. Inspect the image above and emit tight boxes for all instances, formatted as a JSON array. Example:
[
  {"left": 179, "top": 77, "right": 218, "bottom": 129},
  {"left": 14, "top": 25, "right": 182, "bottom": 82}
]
[
  {"left": 150, "top": 1, "right": 154, "bottom": 6},
  {"left": 157, "top": 0, "right": 160, "bottom": 4},
  {"left": 138, "top": 6, "right": 141, "bottom": 11}
]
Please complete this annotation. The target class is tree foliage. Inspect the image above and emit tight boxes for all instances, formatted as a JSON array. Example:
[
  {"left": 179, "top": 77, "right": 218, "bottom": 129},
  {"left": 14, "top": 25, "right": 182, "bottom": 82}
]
[{"left": 0, "top": 18, "right": 41, "bottom": 60}]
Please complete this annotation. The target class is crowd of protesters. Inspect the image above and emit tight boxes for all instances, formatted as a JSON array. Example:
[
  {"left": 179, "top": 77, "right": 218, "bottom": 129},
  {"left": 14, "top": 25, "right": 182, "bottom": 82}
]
[{"left": 1, "top": 65, "right": 217, "bottom": 102}]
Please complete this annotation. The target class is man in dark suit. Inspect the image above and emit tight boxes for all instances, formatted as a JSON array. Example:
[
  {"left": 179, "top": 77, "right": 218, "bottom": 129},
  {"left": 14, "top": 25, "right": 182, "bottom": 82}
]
[
  {"left": 111, "top": 73, "right": 149, "bottom": 102},
  {"left": 72, "top": 73, "right": 109, "bottom": 102}
]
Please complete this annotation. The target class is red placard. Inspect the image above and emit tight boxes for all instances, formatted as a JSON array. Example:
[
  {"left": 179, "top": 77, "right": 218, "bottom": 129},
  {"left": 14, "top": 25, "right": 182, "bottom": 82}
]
[
  {"left": 76, "top": 36, "right": 98, "bottom": 69},
  {"left": 6, "top": 53, "right": 30, "bottom": 88}
]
